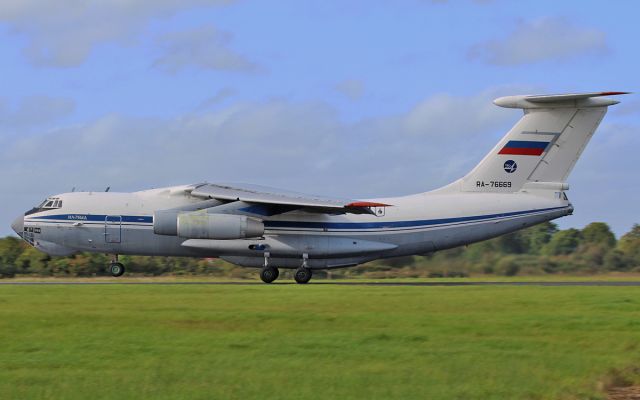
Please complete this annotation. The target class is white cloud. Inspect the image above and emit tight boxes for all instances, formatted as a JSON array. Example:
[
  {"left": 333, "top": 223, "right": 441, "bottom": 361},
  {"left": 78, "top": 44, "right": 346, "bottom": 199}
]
[
  {"left": 0, "top": 96, "right": 75, "bottom": 130},
  {"left": 334, "top": 79, "right": 366, "bottom": 101},
  {"left": 0, "top": 88, "right": 517, "bottom": 200},
  {"left": 153, "top": 25, "right": 259, "bottom": 73},
  {"left": 0, "top": 0, "right": 235, "bottom": 67},
  {"left": 403, "top": 89, "right": 514, "bottom": 137},
  {"left": 469, "top": 17, "right": 607, "bottom": 65}
]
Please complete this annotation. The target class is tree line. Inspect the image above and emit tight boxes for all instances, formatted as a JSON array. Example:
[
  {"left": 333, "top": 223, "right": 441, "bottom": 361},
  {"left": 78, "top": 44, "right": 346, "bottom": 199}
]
[{"left": 0, "top": 222, "right": 639, "bottom": 278}]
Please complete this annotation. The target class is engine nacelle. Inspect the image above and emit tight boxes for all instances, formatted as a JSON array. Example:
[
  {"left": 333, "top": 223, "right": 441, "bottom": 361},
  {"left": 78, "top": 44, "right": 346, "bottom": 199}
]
[
  {"left": 153, "top": 199, "right": 224, "bottom": 236},
  {"left": 153, "top": 210, "right": 180, "bottom": 236},
  {"left": 177, "top": 213, "right": 264, "bottom": 240}
]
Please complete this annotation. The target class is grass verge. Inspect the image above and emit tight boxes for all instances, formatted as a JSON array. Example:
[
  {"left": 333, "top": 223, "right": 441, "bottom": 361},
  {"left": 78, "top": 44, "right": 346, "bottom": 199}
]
[{"left": 0, "top": 283, "right": 639, "bottom": 399}]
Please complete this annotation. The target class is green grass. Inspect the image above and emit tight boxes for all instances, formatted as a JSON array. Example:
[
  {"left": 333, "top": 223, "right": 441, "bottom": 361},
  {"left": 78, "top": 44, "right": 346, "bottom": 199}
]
[
  {"left": 8, "top": 271, "right": 640, "bottom": 283},
  {"left": 1, "top": 283, "right": 639, "bottom": 399}
]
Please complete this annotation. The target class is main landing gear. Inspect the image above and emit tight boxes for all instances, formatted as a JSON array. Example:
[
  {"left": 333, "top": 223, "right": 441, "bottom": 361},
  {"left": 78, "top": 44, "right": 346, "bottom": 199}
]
[
  {"left": 109, "top": 255, "right": 125, "bottom": 277},
  {"left": 259, "top": 252, "right": 313, "bottom": 284},
  {"left": 260, "top": 252, "right": 279, "bottom": 284},
  {"left": 294, "top": 253, "right": 312, "bottom": 284},
  {"left": 260, "top": 266, "right": 279, "bottom": 283},
  {"left": 294, "top": 267, "right": 312, "bottom": 284}
]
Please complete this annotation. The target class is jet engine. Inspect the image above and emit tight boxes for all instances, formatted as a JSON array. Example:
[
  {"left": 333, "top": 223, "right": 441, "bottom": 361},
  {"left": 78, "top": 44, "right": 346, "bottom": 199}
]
[
  {"left": 153, "top": 198, "right": 223, "bottom": 236},
  {"left": 176, "top": 213, "right": 264, "bottom": 240}
]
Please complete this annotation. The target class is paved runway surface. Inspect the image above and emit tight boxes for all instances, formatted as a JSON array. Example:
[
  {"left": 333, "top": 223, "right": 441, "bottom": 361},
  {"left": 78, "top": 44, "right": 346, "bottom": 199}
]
[{"left": 1, "top": 281, "right": 639, "bottom": 286}]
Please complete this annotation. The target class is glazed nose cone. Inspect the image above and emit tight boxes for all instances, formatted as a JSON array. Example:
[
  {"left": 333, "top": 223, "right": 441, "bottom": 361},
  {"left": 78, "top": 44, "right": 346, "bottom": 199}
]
[{"left": 11, "top": 215, "right": 24, "bottom": 236}]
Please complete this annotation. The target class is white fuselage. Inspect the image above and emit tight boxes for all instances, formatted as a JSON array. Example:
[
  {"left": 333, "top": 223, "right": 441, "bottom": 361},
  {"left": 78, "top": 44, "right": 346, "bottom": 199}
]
[{"left": 19, "top": 185, "right": 572, "bottom": 269}]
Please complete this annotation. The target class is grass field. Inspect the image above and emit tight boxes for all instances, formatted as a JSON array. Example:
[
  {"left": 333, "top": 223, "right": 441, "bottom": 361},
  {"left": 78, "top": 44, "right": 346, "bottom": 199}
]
[{"left": 1, "top": 281, "right": 639, "bottom": 399}]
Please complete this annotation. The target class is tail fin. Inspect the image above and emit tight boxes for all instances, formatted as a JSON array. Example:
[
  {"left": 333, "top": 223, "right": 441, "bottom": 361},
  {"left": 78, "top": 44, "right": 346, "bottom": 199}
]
[{"left": 454, "top": 92, "right": 628, "bottom": 193}]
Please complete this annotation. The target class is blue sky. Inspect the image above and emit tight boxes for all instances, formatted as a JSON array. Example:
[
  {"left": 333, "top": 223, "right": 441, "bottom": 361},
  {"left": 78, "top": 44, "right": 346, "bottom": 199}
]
[{"left": 0, "top": 0, "right": 638, "bottom": 236}]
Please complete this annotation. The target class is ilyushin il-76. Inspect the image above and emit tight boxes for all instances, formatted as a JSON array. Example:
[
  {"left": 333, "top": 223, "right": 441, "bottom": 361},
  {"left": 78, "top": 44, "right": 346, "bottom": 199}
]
[{"left": 12, "top": 92, "right": 628, "bottom": 283}]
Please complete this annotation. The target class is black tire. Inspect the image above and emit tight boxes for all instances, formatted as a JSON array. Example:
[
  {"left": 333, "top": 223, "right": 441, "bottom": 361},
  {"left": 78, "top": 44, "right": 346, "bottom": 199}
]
[
  {"left": 294, "top": 267, "right": 312, "bottom": 284},
  {"left": 109, "top": 262, "right": 125, "bottom": 277},
  {"left": 260, "top": 267, "right": 279, "bottom": 283}
]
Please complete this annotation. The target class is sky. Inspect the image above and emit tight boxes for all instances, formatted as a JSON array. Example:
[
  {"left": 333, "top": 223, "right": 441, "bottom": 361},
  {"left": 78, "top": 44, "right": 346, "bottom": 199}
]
[{"left": 0, "top": 0, "right": 638, "bottom": 236}]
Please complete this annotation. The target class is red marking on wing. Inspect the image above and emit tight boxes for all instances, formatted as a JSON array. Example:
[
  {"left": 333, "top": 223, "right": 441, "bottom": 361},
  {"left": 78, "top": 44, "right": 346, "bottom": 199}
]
[
  {"left": 598, "top": 91, "right": 630, "bottom": 96},
  {"left": 498, "top": 148, "right": 545, "bottom": 156},
  {"left": 346, "top": 201, "right": 391, "bottom": 208}
]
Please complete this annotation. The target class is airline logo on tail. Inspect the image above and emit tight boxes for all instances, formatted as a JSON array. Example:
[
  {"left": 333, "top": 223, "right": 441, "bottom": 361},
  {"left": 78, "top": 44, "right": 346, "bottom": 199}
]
[
  {"left": 503, "top": 160, "right": 518, "bottom": 173},
  {"left": 498, "top": 140, "right": 550, "bottom": 156}
]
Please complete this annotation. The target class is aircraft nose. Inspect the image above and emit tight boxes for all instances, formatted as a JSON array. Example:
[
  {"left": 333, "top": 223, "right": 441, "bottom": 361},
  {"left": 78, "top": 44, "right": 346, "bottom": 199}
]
[{"left": 11, "top": 215, "right": 24, "bottom": 236}]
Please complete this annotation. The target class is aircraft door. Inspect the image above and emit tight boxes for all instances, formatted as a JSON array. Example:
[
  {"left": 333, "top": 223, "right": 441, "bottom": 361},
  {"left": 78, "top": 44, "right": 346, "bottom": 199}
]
[{"left": 105, "top": 215, "right": 122, "bottom": 243}]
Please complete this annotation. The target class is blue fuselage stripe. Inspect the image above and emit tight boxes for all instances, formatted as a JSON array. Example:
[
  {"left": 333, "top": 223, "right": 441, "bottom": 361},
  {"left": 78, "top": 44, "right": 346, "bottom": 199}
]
[
  {"left": 27, "top": 206, "right": 567, "bottom": 231},
  {"left": 264, "top": 206, "right": 565, "bottom": 229},
  {"left": 31, "top": 214, "right": 153, "bottom": 223}
]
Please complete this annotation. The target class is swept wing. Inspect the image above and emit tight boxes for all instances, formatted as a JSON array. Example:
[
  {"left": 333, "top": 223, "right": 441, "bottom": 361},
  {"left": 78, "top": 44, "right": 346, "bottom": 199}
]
[{"left": 188, "top": 183, "right": 390, "bottom": 215}]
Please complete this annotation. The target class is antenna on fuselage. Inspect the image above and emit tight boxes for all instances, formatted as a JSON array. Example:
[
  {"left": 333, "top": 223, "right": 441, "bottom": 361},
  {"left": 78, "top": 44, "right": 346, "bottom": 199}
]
[
  {"left": 105, "top": 186, "right": 110, "bottom": 192},
  {"left": 71, "top": 187, "right": 76, "bottom": 192}
]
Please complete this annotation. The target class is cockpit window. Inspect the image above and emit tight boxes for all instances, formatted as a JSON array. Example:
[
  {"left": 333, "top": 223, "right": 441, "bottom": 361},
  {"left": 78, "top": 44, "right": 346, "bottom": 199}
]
[
  {"left": 25, "top": 197, "right": 63, "bottom": 216},
  {"left": 36, "top": 198, "right": 62, "bottom": 210}
]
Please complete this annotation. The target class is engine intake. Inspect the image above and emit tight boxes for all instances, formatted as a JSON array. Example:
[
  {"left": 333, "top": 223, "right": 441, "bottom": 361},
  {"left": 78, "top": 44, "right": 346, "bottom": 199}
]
[{"left": 177, "top": 213, "right": 264, "bottom": 240}]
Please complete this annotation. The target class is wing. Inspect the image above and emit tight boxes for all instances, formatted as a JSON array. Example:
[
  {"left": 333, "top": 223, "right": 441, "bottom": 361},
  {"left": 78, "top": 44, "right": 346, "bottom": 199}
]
[{"left": 187, "top": 183, "right": 390, "bottom": 215}]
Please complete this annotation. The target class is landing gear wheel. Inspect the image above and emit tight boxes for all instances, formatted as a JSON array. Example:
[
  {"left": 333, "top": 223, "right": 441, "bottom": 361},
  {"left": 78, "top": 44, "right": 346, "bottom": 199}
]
[
  {"left": 109, "top": 262, "right": 125, "bottom": 277},
  {"left": 294, "top": 267, "right": 312, "bottom": 284},
  {"left": 260, "top": 266, "right": 279, "bottom": 283}
]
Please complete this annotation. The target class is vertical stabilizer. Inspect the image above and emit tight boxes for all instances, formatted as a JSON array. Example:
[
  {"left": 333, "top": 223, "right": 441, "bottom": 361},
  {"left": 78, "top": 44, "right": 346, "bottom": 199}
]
[{"left": 452, "top": 92, "right": 627, "bottom": 193}]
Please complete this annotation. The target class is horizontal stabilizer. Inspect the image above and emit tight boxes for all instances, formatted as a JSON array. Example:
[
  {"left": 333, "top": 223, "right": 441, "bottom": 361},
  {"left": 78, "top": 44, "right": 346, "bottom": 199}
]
[{"left": 494, "top": 91, "right": 629, "bottom": 109}]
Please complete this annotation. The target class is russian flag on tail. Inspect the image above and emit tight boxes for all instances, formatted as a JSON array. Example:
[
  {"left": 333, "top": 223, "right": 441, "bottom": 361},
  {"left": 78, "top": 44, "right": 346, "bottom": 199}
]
[{"left": 498, "top": 140, "right": 550, "bottom": 156}]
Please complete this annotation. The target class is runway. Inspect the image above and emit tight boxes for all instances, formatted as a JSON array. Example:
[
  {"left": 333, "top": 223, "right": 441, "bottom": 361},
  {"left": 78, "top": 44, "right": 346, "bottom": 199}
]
[{"left": 1, "top": 281, "right": 639, "bottom": 286}]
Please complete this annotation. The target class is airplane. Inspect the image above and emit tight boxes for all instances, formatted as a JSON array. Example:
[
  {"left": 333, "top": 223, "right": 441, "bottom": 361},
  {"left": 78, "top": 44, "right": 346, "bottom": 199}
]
[{"left": 11, "top": 91, "right": 628, "bottom": 283}]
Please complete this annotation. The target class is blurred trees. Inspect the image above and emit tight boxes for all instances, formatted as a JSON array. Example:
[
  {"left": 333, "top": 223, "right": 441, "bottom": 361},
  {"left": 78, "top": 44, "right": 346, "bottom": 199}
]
[
  {"left": 0, "top": 222, "right": 638, "bottom": 278},
  {"left": 543, "top": 228, "right": 582, "bottom": 256},
  {"left": 582, "top": 222, "right": 616, "bottom": 248},
  {"left": 618, "top": 224, "right": 640, "bottom": 264}
]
